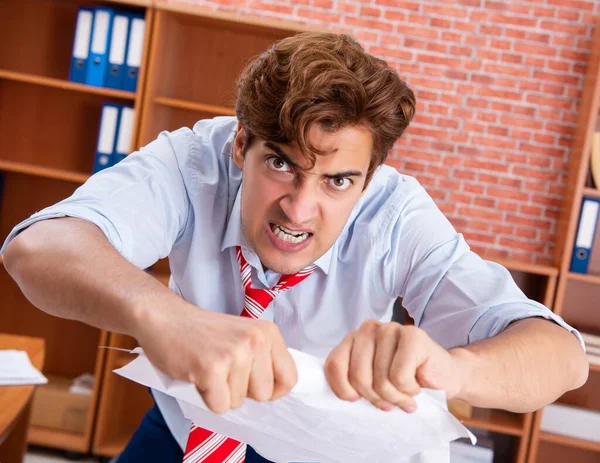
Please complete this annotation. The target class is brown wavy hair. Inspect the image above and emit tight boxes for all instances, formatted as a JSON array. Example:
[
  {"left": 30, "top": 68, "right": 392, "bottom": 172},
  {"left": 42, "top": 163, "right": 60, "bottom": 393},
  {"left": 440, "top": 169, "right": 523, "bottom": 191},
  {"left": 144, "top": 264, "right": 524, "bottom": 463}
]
[{"left": 235, "top": 31, "right": 416, "bottom": 184}]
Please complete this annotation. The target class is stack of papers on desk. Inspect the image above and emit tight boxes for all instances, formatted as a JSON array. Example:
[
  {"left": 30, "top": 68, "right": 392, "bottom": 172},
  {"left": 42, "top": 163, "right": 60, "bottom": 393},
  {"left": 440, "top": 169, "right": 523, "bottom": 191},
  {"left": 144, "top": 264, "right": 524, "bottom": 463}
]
[
  {"left": 115, "top": 347, "right": 476, "bottom": 463},
  {"left": 0, "top": 350, "right": 48, "bottom": 386}
]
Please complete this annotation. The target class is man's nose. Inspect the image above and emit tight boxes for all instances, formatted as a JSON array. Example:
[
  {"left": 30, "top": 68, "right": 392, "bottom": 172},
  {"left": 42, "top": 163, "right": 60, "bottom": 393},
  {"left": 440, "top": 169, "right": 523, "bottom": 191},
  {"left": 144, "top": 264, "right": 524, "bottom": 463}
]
[{"left": 279, "top": 183, "right": 319, "bottom": 226}]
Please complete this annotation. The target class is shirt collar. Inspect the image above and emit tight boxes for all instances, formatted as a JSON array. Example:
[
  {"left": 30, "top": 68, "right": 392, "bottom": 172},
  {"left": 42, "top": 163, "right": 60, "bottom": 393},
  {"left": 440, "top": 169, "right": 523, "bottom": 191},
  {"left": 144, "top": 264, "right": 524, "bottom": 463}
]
[{"left": 221, "top": 186, "right": 333, "bottom": 275}]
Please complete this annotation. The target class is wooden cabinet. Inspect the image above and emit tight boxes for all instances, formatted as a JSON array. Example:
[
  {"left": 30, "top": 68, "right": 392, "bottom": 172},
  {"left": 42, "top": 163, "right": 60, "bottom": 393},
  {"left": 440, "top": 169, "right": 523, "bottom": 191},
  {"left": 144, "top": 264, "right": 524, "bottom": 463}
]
[
  {"left": 526, "top": 20, "right": 600, "bottom": 463},
  {"left": 0, "top": 0, "right": 152, "bottom": 453}
]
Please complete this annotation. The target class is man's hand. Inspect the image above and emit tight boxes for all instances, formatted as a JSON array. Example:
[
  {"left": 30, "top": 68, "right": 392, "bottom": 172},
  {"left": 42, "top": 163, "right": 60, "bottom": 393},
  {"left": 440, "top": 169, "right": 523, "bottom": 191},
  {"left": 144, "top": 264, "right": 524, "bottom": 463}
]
[
  {"left": 324, "top": 320, "right": 465, "bottom": 413},
  {"left": 132, "top": 299, "right": 297, "bottom": 414}
]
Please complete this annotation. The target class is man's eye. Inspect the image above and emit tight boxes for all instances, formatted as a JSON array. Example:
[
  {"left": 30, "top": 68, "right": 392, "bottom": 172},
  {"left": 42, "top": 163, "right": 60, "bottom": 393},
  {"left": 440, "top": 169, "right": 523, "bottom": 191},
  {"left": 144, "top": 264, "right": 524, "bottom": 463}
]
[
  {"left": 329, "top": 177, "right": 352, "bottom": 191},
  {"left": 266, "top": 157, "right": 291, "bottom": 172}
]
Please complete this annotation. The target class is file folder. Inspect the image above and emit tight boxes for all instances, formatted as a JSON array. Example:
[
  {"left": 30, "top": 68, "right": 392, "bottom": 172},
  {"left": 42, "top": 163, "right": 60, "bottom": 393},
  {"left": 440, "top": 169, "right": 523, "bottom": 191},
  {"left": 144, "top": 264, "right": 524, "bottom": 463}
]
[
  {"left": 69, "top": 8, "right": 94, "bottom": 83},
  {"left": 113, "top": 106, "right": 135, "bottom": 165},
  {"left": 93, "top": 104, "right": 120, "bottom": 174},
  {"left": 86, "top": 8, "right": 114, "bottom": 87},
  {"left": 123, "top": 14, "right": 146, "bottom": 92},
  {"left": 570, "top": 197, "right": 600, "bottom": 274},
  {"left": 105, "top": 14, "right": 130, "bottom": 89}
]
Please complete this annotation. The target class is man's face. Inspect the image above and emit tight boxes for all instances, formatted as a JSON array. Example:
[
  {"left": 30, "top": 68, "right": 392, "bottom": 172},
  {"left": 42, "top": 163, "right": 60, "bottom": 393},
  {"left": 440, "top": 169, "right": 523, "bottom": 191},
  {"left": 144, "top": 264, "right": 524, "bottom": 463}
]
[{"left": 232, "top": 124, "right": 373, "bottom": 275}]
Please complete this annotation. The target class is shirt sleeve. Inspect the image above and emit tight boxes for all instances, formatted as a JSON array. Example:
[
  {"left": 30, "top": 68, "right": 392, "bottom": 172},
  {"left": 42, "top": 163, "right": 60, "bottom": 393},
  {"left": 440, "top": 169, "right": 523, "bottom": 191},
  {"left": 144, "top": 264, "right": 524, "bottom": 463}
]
[
  {"left": 381, "top": 177, "right": 584, "bottom": 351},
  {"left": 0, "top": 128, "right": 193, "bottom": 270}
]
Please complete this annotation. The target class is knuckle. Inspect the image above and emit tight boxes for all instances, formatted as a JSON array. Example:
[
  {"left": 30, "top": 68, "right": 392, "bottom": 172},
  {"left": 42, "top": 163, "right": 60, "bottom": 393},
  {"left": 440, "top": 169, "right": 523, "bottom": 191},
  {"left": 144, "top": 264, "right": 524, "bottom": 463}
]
[
  {"left": 401, "top": 324, "right": 424, "bottom": 341},
  {"left": 324, "top": 357, "right": 344, "bottom": 379},
  {"left": 248, "top": 328, "right": 268, "bottom": 350},
  {"left": 231, "top": 344, "right": 251, "bottom": 365},
  {"left": 262, "top": 320, "right": 281, "bottom": 338},
  {"left": 390, "top": 374, "right": 415, "bottom": 393},
  {"left": 373, "top": 380, "right": 389, "bottom": 398},
  {"left": 377, "top": 322, "right": 399, "bottom": 340},
  {"left": 406, "top": 384, "right": 421, "bottom": 397},
  {"left": 204, "top": 358, "right": 228, "bottom": 378},
  {"left": 360, "top": 319, "right": 380, "bottom": 333}
]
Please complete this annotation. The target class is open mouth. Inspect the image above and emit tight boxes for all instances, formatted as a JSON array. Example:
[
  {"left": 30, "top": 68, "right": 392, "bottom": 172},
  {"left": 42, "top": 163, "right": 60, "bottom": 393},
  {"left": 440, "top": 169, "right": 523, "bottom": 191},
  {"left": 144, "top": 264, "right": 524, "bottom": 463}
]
[{"left": 269, "top": 223, "right": 312, "bottom": 244}]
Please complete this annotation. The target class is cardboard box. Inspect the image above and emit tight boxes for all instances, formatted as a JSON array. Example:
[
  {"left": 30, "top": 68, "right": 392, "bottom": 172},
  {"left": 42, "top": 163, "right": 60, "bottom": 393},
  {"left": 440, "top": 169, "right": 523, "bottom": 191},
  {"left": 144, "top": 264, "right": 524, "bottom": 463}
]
[{"left": 30, "top": 375, "right": 91, "bottom": 434}]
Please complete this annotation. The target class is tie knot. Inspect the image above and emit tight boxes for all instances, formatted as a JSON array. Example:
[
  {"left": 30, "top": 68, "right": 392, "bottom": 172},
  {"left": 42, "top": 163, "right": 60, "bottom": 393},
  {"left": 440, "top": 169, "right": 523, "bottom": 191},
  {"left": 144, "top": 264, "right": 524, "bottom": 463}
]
[{"left": 236, "top": 246, "right": 316, "bottom": 319}]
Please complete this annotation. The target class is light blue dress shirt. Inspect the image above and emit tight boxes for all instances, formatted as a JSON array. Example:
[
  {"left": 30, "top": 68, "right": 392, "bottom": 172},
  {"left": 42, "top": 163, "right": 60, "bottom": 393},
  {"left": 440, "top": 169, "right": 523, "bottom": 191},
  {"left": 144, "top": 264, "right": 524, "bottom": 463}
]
[{"left": 0, "top": 116, "right": 583, "bottom": 450}]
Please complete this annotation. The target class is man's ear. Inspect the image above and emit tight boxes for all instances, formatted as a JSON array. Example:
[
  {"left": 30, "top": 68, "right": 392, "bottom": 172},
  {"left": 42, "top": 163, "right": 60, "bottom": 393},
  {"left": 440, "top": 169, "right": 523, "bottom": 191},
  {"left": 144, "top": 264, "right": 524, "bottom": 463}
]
[{"left": 232, "top": 126, "right": 246, "bottom": 170}]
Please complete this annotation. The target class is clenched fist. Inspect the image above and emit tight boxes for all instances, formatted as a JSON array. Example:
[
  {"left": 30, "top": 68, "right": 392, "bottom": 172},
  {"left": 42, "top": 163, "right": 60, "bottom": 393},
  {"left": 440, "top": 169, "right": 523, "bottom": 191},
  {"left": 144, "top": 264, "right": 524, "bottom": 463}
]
[
  {"left": 132, "top": 299, "right": 297, "bottom": 413},
  {"left": 324, "top": 320, "right": 465, "bottom": 412}
]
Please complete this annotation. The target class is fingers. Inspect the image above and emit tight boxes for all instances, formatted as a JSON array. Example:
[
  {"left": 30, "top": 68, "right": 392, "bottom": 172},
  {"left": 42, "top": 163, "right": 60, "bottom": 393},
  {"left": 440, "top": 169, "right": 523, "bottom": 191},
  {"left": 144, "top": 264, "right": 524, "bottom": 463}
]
[
  {"left": 349, "top": 320, "right": 390, "bottom": 409},
  {"left": 228, "top": 347, "right": 253, "bottom": 409},
  {"left": 326, "top": 321, "right": 424, "bottom": 413},
  {"left": 269, "top": 325, "right": 298, "bottom": 401},
  {"left": 247, "top": 345, "right": 274, "bottom": 402},
  {"left": 325, "top": 334, "right": 360, "bottom": 401},
  {"left": 196, "top": 362, "right": 231, "bottom": 414},
  {"left": 375, "top": 324, "right": 419, "bottom": 412}
]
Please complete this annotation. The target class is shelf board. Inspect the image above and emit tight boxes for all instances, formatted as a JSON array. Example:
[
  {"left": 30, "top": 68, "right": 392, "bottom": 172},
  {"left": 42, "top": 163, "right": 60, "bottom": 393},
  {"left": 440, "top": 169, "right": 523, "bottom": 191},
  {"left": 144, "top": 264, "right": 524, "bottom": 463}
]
[
  {"left": 0, "top": 69, "right": 136, "bottom": 100},
  {"left": 0, "top": 160, "right": 89, "bottom": 184},
  {"left": 153, "top": 97, "right": 236, "bottom": 116},
  {"left": 102, "top": 0, "right": 151, "bottom": 7},
  {"left": 486, "top": 256, "right": 559, "bottom": 277},
  {"left": 583, "top": 187, "right": 600, "bottom": 200},
  {"left": 155, "top": 2, "right": 315, "bottom": 34},
  {"left": 568, "top": 271, "right": 600, "bottom": 285},
  {"left": 452, "top": 408, "right": 524, "bottom": 436},
  {"left": 539, "top": 431, "right": 600, "bottom": 453},
  {"left": 28, "top": 425, "right": 88, "bottom": 453}
]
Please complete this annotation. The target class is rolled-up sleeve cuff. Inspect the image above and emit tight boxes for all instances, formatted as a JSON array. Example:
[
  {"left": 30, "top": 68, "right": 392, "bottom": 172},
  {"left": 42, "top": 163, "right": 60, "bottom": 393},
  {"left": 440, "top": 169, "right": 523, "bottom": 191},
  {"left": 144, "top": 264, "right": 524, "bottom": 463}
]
[
  {"left": 468, "top": 302, "right": 585, "bottom": 352},
  {"left": 0, "top": 205, "right": 130, "bottom": 259}
]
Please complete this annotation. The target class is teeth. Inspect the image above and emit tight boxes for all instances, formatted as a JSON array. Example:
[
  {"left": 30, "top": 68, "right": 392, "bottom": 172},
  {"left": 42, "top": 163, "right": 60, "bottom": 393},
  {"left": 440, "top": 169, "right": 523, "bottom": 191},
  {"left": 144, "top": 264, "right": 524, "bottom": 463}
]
[{"left": 272, "top": 224, "right": 310, "bottom": 244}]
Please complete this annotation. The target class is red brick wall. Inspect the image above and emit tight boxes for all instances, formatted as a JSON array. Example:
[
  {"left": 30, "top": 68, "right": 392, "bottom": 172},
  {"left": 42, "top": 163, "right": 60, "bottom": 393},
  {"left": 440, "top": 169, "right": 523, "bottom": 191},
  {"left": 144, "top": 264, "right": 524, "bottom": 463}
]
[{"left": 162, "top": 0, "right": 600, "bottom": 266}]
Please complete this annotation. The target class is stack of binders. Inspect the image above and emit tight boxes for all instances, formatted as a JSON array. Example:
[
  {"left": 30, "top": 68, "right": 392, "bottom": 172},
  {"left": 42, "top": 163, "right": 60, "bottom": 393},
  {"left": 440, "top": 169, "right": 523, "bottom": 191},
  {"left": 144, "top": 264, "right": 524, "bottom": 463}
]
[
  {"left": 69, "top": 7, "right": 146, "bottom": 92},
  {"left": 93, "top": 104, "right": 135, "bottom": 174},
  {"left": 570, "top": 196, "right": 600, "bottom": 274}
]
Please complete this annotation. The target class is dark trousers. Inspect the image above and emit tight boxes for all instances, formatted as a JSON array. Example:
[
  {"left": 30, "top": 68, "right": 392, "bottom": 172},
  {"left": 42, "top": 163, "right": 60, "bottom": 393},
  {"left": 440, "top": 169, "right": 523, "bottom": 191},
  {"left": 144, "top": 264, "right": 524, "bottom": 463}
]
[{"left": 116, "top": 401, "right": 273, "bottom": 463}]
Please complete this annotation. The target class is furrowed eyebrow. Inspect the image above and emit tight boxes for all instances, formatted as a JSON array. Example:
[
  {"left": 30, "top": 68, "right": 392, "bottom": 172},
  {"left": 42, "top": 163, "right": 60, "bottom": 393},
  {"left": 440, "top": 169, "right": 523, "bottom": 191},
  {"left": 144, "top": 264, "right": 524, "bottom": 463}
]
[
  {"left": 264, "top": 141, "right": 365, "bottom": 178},
  {"left": 326, "top": 170, "right": 363, "bottom": 179},
  {"left": 264, "top": 142, "right": 300, "bottom": 170}
]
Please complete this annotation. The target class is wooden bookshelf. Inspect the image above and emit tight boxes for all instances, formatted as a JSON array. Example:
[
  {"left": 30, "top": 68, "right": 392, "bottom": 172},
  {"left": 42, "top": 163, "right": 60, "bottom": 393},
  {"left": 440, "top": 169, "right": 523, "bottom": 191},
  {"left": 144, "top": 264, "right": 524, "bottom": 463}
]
[
  {"left": 0, "top": 160, "right": 89, "bottom": 184},
  {"left": 539, "top": 433, "right": 600, "bottom": 453},
  {"left": 0, "top": 69, "right": 136, "bottom": 100},
  {"left": 455, "top": 408, "right": 525, "bottom": 437},
  {"left": 153, "top": 97, "right": 236, "bottom": 116},
  {"left": 0, "top": 0, "right": 152, "bottom": 455},
  {"left": 526, "top": 19, "right": 600, "bottom": 463}
]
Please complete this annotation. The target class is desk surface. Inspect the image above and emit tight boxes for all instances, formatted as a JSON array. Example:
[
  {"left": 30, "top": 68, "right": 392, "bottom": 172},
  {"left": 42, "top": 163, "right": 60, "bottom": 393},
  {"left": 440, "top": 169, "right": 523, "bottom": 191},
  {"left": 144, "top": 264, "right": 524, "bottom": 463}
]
[{"left": 0, "top": 333, "right": 45, "bottom": 445}]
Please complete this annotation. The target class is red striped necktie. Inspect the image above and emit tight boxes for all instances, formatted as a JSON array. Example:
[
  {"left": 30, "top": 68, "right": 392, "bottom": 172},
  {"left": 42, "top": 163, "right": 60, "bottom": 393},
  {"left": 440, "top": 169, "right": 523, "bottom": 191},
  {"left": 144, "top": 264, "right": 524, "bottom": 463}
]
[{"left": 182, "top": 246, "right": 317, "bottom": 463}]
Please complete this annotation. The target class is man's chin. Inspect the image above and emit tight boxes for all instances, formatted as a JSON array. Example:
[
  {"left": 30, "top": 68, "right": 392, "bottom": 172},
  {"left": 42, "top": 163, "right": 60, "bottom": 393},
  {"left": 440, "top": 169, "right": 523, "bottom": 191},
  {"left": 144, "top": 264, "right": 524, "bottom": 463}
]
[{"left": 258, "top": 250, "right": 313, "bottom": 275}]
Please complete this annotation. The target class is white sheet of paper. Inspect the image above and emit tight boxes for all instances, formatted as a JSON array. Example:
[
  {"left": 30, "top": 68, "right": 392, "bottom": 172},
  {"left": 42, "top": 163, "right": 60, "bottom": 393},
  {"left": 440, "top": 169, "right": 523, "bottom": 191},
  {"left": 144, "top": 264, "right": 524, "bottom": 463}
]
[
  {"left": 114, "top": 348, "right": 475, "bottom": 463},
  {"left": 0, "top": 350, "right": 48, "bottom": 386}
]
